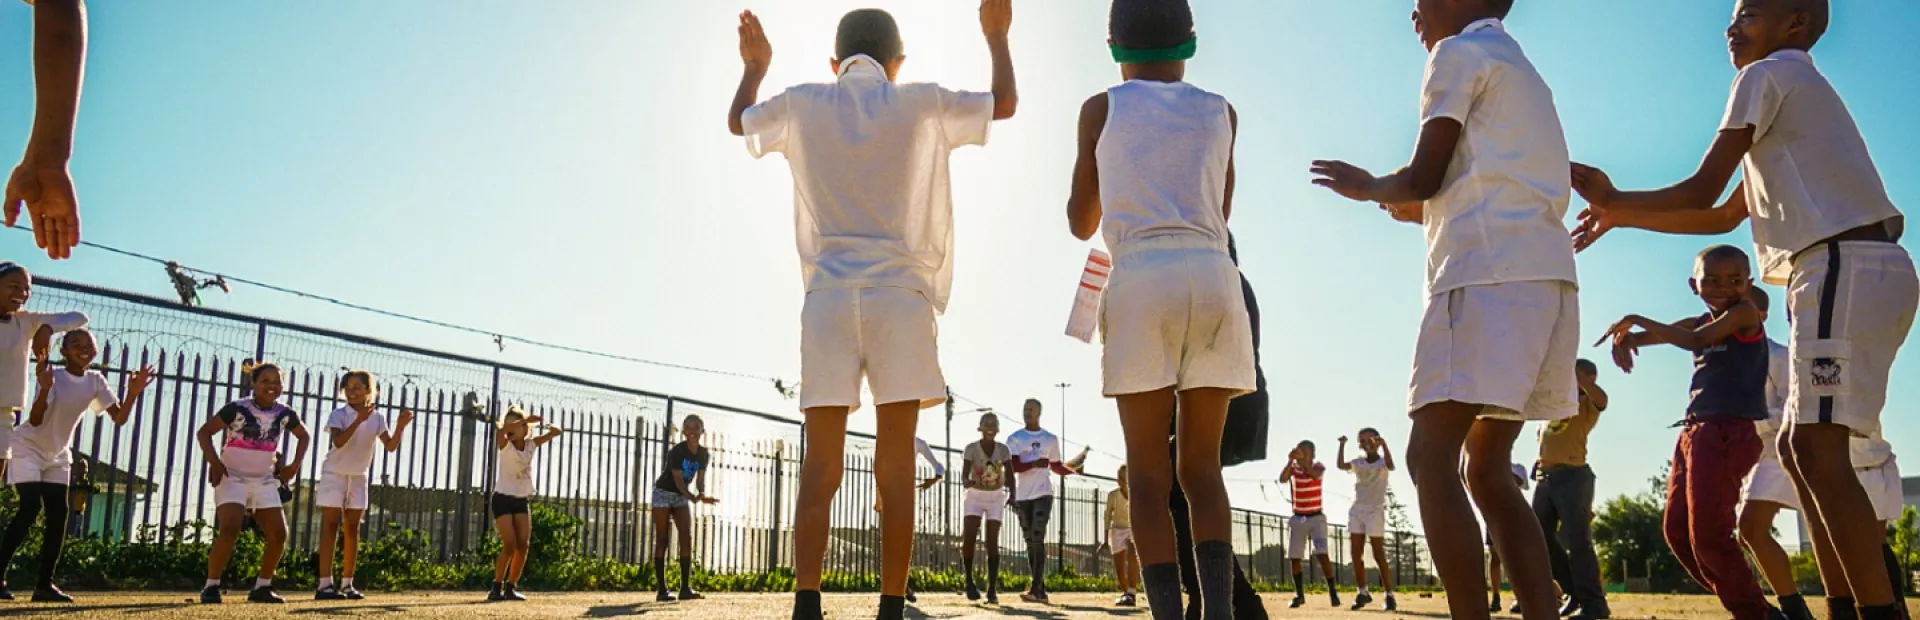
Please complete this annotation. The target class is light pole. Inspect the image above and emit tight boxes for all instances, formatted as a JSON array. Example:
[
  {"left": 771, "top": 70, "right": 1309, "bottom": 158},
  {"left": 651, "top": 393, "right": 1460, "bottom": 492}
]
[{"left": 1053, "top": 382, "right": 1070, "bottom": 575}]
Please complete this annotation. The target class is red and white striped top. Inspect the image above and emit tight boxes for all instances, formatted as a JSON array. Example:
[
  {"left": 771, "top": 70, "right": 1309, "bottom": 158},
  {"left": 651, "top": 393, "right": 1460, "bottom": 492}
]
[{"left": 1289, "top": 462, "right": 1325, "bottom": 515}]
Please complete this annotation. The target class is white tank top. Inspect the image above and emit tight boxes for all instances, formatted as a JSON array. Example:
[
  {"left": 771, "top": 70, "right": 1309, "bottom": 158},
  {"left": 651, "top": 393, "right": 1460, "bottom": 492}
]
[
  {"left": 1096, "top": 80, "right": 1234, "bottom": 254},
  {"left": 495, "top": 440, "right": 536, "bottom": 498}
]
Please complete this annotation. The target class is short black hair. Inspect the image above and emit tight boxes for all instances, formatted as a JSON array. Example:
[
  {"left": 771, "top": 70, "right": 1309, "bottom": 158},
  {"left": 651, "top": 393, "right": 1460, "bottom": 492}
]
[
  {"left": 1696, "top": 244, "right": 1751, "bottom": 269},
  {"left": 1487, "top": 0, "right": 1515, "bottom": 19},
  {"left": 0, "top": 262, "right": 25, "bottom": 279},
  {"left": 835, "top": 9, "right": 902, "bottom": 63},
  {"left": 1790, "top": 0, "right": 1830, "bottom": 46},
  {"left": 1359, "top": 427, "right": 1379, "bottom": 437},
  {"left": 338, "top": 369, "right": 375, "bottom": 392},
  {"left": 1748, "top": 286, "right": 1771, "bottom": 313},
  {"left": 1298, "top": 440, "right": 1315, "bottom": 452},
  {"left": 1575, "top": 358, "right": 1598, "bottom": 375},
  {"left": 1109, "top": 0, "right": 1194, "bottom": 51},
  {"left": 250, "top": 362, "right": 282, "bottom": 384}
]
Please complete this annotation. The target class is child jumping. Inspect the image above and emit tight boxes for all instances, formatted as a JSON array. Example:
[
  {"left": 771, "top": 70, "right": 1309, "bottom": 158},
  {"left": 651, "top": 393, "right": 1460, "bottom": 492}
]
[
  {"left": 1339, "top": 430, "right": 1397, "bottom": 611},
  {"left": 0, "top": 330, "right": 150, "bottom": 602},
  {"left": 652, "top": 415, "right": 714, "bottom": 602},
  {"left": 1569, "top": 3, "right": 1916, "bottom": 617},
  {"left": 1064, "top": 1, "right": 1253, "bottom": 617},
  {"left": 1600, "top": 245, "right": 1771, "bottom": 620},
  {"left": 730, "top": 1, "right": 1017, "bottom": 617},
  {"left": 0, "top": 263, "right": 86, "bottom": 484},
  {"left": 1309, "top": 1, "right": 1576, "bottom": 617},
  {"left": 960, "top": 412, "right": 1012, "bottom": 604},
  {"left": 489, "top": 408, "right": 560, "bottom": 602},
  {"left": 1106, "top": 464, "right": 1137, "bottom": 607},
  {"left": 315, "top": 371, "right": 413, "bottom": 601},
  {"left": 1284, "top": 441, "right": 1336, "bottom": 609},
  {"left": 196, "top": 363, "right": 310, "bottom": 604}
]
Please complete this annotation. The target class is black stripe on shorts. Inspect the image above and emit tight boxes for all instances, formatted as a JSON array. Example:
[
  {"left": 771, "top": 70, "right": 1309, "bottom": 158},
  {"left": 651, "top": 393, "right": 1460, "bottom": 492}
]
[{"left": 1816, "top": 242, "right": 1842, "bottom": 424}]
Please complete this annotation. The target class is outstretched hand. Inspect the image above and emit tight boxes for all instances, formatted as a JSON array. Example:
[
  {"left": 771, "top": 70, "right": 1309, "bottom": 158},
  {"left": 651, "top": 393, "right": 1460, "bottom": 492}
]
[
  {"left": 738, "top": 10, "right": 772, "bottom": 71},
  {"left": 1595, "top": 316, "right": 1645, "bottom": 373},
  {"left": 4, "top": 164, "right": 80, "bottom": 260},
  {"left": 1569, "top": 163, "right": 1616, "bottom": 208},
  {"left": 1309, "top": 160, "right": 1379, "bottom": 202},
  {"left": 1571, "top": 205, "right": 1616, "bottom": 252},
  {"left": 979, "top": 0, "right": 1012, "bottom": 39},
  {"left": 126, "top": 365, "right": 158, "bottom": 398}
]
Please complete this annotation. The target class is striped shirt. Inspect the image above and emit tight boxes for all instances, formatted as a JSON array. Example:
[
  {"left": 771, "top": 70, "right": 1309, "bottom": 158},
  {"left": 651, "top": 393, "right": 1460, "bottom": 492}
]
[{"left": 1288, "top": 462, "right": 1325, "bottom": 515}]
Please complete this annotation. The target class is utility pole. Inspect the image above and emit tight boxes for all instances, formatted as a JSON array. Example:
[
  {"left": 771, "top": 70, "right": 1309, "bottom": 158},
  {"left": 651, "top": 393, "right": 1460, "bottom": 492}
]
[{"left": 1053, "top": 382, "right": 1070, "bottom": 575}]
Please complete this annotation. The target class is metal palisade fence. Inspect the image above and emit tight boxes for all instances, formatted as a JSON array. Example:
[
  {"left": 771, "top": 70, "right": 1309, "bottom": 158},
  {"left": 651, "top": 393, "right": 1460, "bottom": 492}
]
[{"left": 28, "top": 277, "right": 1437, "bottom": 588}]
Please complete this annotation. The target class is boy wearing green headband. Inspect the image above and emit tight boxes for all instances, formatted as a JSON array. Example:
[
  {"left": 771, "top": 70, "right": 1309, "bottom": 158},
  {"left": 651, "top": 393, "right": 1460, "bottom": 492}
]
[
  {"left": 1309, "top": 1, "right": 1575, "bottom": 619},
  {"left": 728, "top": 3, "right": 1018, "bottom": 620},
  {"left": 1065, "top": 1, "right": 1252, "bottom": 619}
]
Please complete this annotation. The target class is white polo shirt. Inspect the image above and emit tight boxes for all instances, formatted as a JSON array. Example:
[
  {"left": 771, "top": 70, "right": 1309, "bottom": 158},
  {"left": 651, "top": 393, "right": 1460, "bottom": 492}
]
[
  {"left": 1720, "top": 49, "right": 1903, "bottom": 285},
  {"left": 1417, "top": 18, "right": 1578, "bottom": 296},
  {"left": 322, "top": 406, "right": 390, "bottom": 476},
  {"left": 740, "top": 54, "right": 996, "bottom": 314}
]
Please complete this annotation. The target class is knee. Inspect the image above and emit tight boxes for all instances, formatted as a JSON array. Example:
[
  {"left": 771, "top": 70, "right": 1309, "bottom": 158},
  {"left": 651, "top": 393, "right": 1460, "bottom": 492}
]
[
  {"left": 512, "top": 539, "right": 532, "bottom": 553},
  {"left": 1406, "top": 448, "right": 1454, "bottom": 489},
  {"left": 1175, "top": 456, "right": 1222, "bottom": 491},
  {"left": 1129, "top": 465, "right": 1173, "bottom": 501}
]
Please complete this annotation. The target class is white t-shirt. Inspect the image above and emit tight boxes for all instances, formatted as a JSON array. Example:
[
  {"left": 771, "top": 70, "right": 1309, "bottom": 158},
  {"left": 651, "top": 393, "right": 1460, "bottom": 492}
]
[
  {"left": 1005, "top": 428, "right": 1061, "bottom": 500},
  {"left": 1417, "top": 18, "right": 1578, "bottom": 296},
  {"left": 15, "top": 368, "right": 115, "bottom": 464},
  {"left": 496, "top": 440, "right": 538, "bottom": 498},
  {"left": 0, "top": 311, "right": 87, "bottom": 411},
  {"left": 740, "top": 55, "right": 995, "bottom": 315},
  {"left": 1720, "top": 50, "right": 1903, "bottom": 285},
  {"left": 1096, "top": 80, "right": 1234, "bottom": 252},
  {"left": 1350, "top": 456, "right": 1390, "bottom": 509},
  {"left": 322, "top": 406, "right": 390, "bottom": 476}
]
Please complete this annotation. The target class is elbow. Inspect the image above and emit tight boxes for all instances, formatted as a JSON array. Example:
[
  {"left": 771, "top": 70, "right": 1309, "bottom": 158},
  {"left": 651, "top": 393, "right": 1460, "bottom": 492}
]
[
  {"left": 1067, "top": 212, "right": 1098, "bottom": 241},
  {"left": 728, "top": 117, "right": 745, "bottom": 137},
  {"left": 993, "top": 95, "right": 1019, "bottom": 121},
  {"left": 1409, "top": 172, "right": 1446, "bottom": 203}
]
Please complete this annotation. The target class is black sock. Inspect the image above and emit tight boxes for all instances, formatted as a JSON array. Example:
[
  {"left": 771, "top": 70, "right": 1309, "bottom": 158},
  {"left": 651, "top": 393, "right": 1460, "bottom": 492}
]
[
  {"left": 1861, "top": 604, "right": 1902, "bottom": 620},
  {"left": 964, "top": 554, "right": 975, "bottom": 588},
  {"left": 653, "top": 557, "right": 667, "bottom": 592},
  {"left": 1883, "top": 544, "right": 1907, "bottom": 606},
  {"left": 1779, "top": 594, "right": 1812, "bottom": 619},
  {"left": 35, "top": 485, "right": 68, "bottom": 588},
  {"left": 1142, "top": 563, "right": 1185, "bottom": 620},
  {"left": 987, "top": 555, "right": 999, "bottom": 594},
  {"left": 1829, "top": 596, "right": 1859, "bottom": 620},
  {"left": 0, "top": 483, "right": 47, "bottom": 579},
  {"left": 1194, "top": 541, "right": 1235, "bottom": 620},
  {"left": 877, "top": 594, "right": 906, "bottom": 620},
  {"left": 1030, "top": 543, "right": 1048, "bottom": 594},
  {"left": 679, "top": 558, "right": 693, "bottom": 593},
  {"left": 792, "top": 590, "right": 823, "bottom": 620},
  {"left": 1293, "top": 572, "right": 1305, "bottom": 597}
]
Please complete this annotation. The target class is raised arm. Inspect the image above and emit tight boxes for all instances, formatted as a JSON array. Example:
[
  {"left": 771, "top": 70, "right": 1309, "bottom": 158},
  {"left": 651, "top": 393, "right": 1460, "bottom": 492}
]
[
  {"left": 1380, "top": 441, "right": 1396, "bottom": 472},
  {"left": 379, "top": 409, "right": 415, "bottom": 452},
  {"left": 531, "top": 424, "right": 563, "bottom": 448},
  {"left": 727, "top": 10, "right": 772, "bottom": 137},
  {"left": 331, "top": 408, "right": 373, "bottom": 448},
  {"left": 1310, "top": 118, "right": 1463, "bottom": 206},
  {"left": 26, "top": 359, "right": 52, "bottom": 427},
  {"left": 1612, "top": 303, "right": 1760, "bottom": 353},
  {"left": 1574, "top": 183, "right": 1750, "bottom": 252},
  {"left": 101, "top": 365, "right": 154, "bottom": 426},
  {"left": 1066, "top": 93, "right": 1108, "bottom": 241},
  {"left": 5, "top": 0, "right": 86, "bottom": 259},
  {"left": 1579, "top": 379, "right": 1610, "bottom": 412},
  {"left": 1336, "top": 437, "right": 1351, "bottom": 471},
  {"left": 1570, "top": 128, "right": 1753, "bottom": 214},
  {"left": 980, "top": 0, "right": 1016, "bottom": 120}
]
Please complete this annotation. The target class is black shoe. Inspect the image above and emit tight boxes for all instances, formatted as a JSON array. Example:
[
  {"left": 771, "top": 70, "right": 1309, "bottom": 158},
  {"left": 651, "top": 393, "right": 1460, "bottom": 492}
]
[
  {"left": 1512, "top": 601, "right": 1525, "bottom": 614},
  {"left": 1572, "top": 606, "right": 1613, "bottom": 620},
  {"left": 0, "top": 586, "right": 12, "bottom": 601},
  {"left": 30, "top": 585, "right": 73, "bottom": 603},
  {"left": 1385, "top": 595, "right": 1398, "bottom": 611},
  {"left": 1114, "top": 593, "right": 1137, "bottom": 607},
  {"left": 201, "top": 586, "right": 224, "bottom": 604},
  {"left": 248, "top": 587, "right": 285, "bottom": 604},
  {"left": 985, "top": 591, "right": 999, "bottom": 605},
  {"left": 504, "top": 583, "right": 527, "bottom": 601},
  {"left": 315, "top": 585, "right": 345, "bottom": 601},
  {"left": 1332, "top": 592, "right": 1342, "bottom": 607},
  {"left": 904, "top": 590, "right": 915, "bottom": 603},
  {"left": 656, "top": 590, "right": 677, "bottom": 602},
  {"left": 1290, "top": 596, "right": 1305, "bottom": 609},
  {"left": 679, "top": 590, "right": 704, "bottom": 601},
  {"left": 342, "top": 586, "right": 364, "bottom": 601},
  {"left": 965, "top": 584, "right": 980, "bottom": 601},
  {"left": 1560, "top": 599, "right": 1582, "bottom": 617},
  {"left": 487, "top": 584, "right": 505, "bottom": 602},
  {"left": 1779, "top": 596, "right": 1815, "bottom": 620},
  {"left": 1768, "top": 606, "right": 1791, "bottom": 620},
  {"left": 1491, "top": 598, "right": 1502, "bottom": 613},
  {"left": 1351, "top": 592, "right": 1373, "bottom": 610}
]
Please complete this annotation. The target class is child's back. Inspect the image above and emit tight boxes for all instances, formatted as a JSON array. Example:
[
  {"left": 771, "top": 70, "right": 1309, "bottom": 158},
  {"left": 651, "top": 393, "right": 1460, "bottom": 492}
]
[{"left": 1096, "top": 80, "right": 1232, "bottom": 250}]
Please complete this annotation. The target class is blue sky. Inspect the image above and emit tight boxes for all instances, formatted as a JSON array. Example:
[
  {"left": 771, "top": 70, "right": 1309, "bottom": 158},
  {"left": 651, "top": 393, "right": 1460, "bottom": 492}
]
[{"left": 2, "top": 1, "right": 1916, "bottom": 528}]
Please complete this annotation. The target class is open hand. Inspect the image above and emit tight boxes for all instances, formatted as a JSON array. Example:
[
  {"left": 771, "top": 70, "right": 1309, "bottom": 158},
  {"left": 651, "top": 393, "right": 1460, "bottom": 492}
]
[
  {"left": 1569, "top": 163, "right": 1617, "bottom": 207},
  {"left": 208, "top": 461, "right": 228, "bottom": 486},
  {"left": 4, "top": 164, "right": 79, "bottom": 260},
  {"left": 980, "top": 0, "right": 1012, "bottom": 39},
  {"left": 1596, "top": 316, "right": 1644, "bottom": 373},
  {"left": 1572, "top": 205, "right": 1616, "bottom": 253},
  {"left": 30, "top": 325, "right": 52, "bottom": 361},
  {"left": 699, "top": 495, "right": 719, "bottom": 505},
  {"left": 277, "top": 464, "right": 299, "bottom": 484},
  {"left": 1309, "top": 160, "right": 1379, "bottom": 202},
  {"left": 34, "top": 357, "right": 51, "bottom": 386},
  {"left": 738, "top": 11, "right": 772, "bottom": 71},
  {"left": 919, "top": 477, "right": 941, "bottom": 491},
  {"left": 397, "top": 409, "right": 416, "bottom": 427},
  {"left": 126, "top": 365, "right": 158, "bottom": 398}
]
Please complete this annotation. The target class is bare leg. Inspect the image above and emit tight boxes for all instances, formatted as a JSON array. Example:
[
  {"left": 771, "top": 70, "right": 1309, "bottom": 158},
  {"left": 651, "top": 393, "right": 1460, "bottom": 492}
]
[
  {"left": 507, "top": 513, "right": 532, "bottom": 583},
  {"left": 793, "top": 407, "right": 849, "bottom": 593},
  {"left": 255, "top": 508, "right": 288, "bottom": 583},
  {"left": 873, "top": 401, "right": 920, "bottom": 598},
  {"left": 673, "top": 506, "right": 697, "bottom": 595},
  {"left": 1407, "top": 401, "right": 1490, "bottom": 620},
  {"left": 1741, "top": 501, "right": 1798, "bottom": 596},
  {"left": 1118, "top": 388, "right": 1179, "bottom": 566},
  {"left": 317, "top": 507, "right": 341, "bottom": 586},
  {"left": 1352, "top": 534, "right": 1369, "bottom": 592},
  {"left": 493, "top": 515, "right": 518, "bottom": 583},
  {"left": 1371, "top": 537, "right": 1394, "bottom": 592},
  {"left": 1467, "top": 419, "right": 1557, "bottom": 620},
  {"left": 207, "top": 503, "right": 247, "bottom": 582},
  {"left": 962, "top": 516, "right": 980, "bottom": 589},
  {"left": 984, "top": 520, "right": 1003, "bottom": 595},
  {"left": 342, "top": 509, "right": 363, "bottom": 581},
  {"left": 1788, "top": 424, "right": 1893, "bottom": 606}
]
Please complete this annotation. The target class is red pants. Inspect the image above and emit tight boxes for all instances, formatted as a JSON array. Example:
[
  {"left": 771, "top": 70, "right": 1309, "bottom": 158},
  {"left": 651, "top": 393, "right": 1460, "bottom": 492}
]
[{"left": 1663, "top": 417, "right": 1766, "bottom": 620}]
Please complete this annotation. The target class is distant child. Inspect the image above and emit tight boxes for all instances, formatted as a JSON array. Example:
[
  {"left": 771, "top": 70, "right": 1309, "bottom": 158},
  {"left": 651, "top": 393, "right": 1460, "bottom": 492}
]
[
  {"left": 1062, "top": 0, "right": 1252, "bottom": 617},
  {"left": 1338, "top": 430, "right": 1397, "bottom": 611},
  {"left": 315, "top": 371, "right": 414, "bottom": 601},
  {"left": 0, "top": 330, "right": 150, "bottom": 602},
  {"left": 1735, "top": 288, "right": 1815, "bottom": 620},
  {"left": 1307, "top": 0, "right": 1576, "bottom": 617},
  {"left": 196, "top": 363, "right": 310, "bottom": 604},
  {"left": 728, "top": 1, "right": 1017, "bottom": 617},
  {"left": 488, "top": 408, "right": 560, "bottom": 602},
  {"left": 1284, "top": 442, "right": 1336, "bottom": 609},
  {"left": 0, "top": 263, "right": 87, "bottom": 483},
  {"left": 960, "top": 412, "right": 1012, "bottom": 604},
  {"left": 1568, "top": 2, "right": 1917, "bottom": 617},
  {"left": 1106, "top": 464, "right": 1137, "bottom": 607},
  {"left": 652, "top": 415, "right": 714, "bottom": 602},
  {"left": 1486, "top": 463, "right": 1533, "bottom": 614},
  {"left": 1599, "top": 245, "right": 1770, "bottom": 620}
]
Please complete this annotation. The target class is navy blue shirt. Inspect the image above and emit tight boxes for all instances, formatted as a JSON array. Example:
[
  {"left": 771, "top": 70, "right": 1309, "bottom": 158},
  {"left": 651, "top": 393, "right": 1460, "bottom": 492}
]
[{"left": 1686, "top": 312, "right": 1769, "bottom": 421}]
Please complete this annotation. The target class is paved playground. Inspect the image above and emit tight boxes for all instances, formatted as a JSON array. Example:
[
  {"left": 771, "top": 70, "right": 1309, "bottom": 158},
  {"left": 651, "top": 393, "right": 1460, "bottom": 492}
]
[{"left": 6, "top": 592, "right": 1914, "bottom": 619}]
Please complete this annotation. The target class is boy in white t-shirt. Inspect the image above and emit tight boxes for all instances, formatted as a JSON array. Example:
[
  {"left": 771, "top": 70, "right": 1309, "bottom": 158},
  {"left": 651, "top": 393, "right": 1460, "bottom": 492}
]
[
  {"left": 959, "top": 412, "right": 1012, "bottom": 603},
  {"left": 313, "top": 370, "right": 413, "bottom": 601},
  {"left": 0, "top": 330, "right": 150, "bottom": 602},
  {"left": 728, "top": 3, "right": 1017, "bottom": 617},
  {"left": 1338, "top": 429, "right": 1397, "bottom": 611},
  {"left": 1309, "top": 1, "right": 1576, "bottom": 617},
  {"left": 0, "top": 263, "right": 86, "bottom": 483},
  {"left": 1569, "top": 4, "right": 1916, "bottom": 617},
  {"left": 195, "top": 363, "right": 311, "bottom": 605}
]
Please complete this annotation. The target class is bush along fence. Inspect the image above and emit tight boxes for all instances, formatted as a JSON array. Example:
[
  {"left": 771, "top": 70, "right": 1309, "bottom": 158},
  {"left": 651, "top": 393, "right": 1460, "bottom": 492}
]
[{"left": 17, "top": 277, "right": 1440, "bottom": 591}]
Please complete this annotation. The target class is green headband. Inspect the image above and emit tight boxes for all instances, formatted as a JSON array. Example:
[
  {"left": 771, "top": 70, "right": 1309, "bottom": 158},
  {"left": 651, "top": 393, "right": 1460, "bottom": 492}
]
[{"left": 1110, "top": 36, "right": 1197, "bottom": 64}]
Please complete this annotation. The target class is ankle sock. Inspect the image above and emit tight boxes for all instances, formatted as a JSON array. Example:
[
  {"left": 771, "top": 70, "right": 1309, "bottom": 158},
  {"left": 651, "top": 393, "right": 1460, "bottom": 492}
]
[
  {"left": 1828, "top": 597, "right": 1859, "bottom": 620},
  {"left": 254, "top": 577, "right": 271, "bottom": 590},
  {"left": 877, "top": 594, "right": 906, "bottom": 620},
  {"left": 793, "top": 590, "right": 823, "bottom": 620},
  {"left": 1194, "top": 541, "right": 1234, "bottom": 620},
  {"left": 1142, "top": 563, "right": 1185, "bottom": 620},
  {"left": 318, "top": 577, "right": 333, "bottom": 590},
  {"left": 341, "top": 578, "right": 353, "bottom": 590},
  {"left": 205, "top": 579, "right": 220, "bottom": 590}
]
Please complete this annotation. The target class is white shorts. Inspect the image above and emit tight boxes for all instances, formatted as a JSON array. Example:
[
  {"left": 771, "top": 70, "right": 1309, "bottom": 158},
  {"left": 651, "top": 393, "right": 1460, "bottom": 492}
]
[
  {"left": 1860, "top": 455, "right": 1903, "bottom": 522},
  {"left": 963, "top": 488, "right": 1007, "bottom": 522},
  {"left": 316, "top": 472, "right": 370, "bottom": 510},
  {"left": 1288, "top": 513, "right": 1329, "bottom": 559},
  {"left": 1108, "top": 527, "right": 1134, "bottom": 551},
  {"left": 1100, "top": 239, "right": 1256, "bottom": 397},
  {"left": 1410, "top": 280, "right": 1580, "bottom": 421},
  {"left": 1348, "top": 504, "right": 1387, "bottom": 538},
  {"left": 214, "top": 476, "right": 283, "bottom": 510},
  {"left": 1783, "top": 242, "right": 1918, "bottom": 435},
  {"left": 5, "top": 450, "right": 69, "bottom": 486},
  {"left": 799, "top": 287, "right": 946, "bottom": 412},
  {"left": 1741, "top": 454, "right": 1801, "bottom": 510}
]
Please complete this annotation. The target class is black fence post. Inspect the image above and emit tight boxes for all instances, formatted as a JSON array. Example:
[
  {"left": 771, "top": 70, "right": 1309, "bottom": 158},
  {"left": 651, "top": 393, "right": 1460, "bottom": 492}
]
[{"left": 768, "top": 440, "right": 784, "bottom": 573}]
